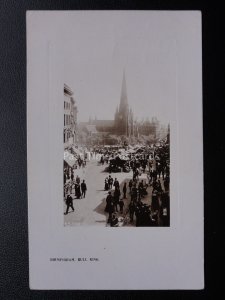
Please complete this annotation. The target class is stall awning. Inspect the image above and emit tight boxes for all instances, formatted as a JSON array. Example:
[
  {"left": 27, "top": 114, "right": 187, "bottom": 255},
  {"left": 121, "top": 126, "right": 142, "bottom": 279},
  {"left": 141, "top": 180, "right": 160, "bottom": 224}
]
[
  {"left": 72, "top": 146, "right": 82, "bottom": 156},
  {"left": 64, "top": 151, "right": 77, "bottom": 167}
]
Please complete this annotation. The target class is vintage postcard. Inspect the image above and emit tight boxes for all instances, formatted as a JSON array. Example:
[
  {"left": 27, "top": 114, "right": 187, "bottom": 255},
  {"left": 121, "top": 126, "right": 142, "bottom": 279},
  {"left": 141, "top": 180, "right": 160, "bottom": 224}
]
[{"left": 27, "top": 11, "right": 204, "bottom": 289}]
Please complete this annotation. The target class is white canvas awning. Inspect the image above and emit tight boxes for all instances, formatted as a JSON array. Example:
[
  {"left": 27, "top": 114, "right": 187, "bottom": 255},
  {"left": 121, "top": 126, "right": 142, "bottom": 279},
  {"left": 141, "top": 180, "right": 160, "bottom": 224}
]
[{"left": 64, "top": 151, "right": 77, "bottom": 167}]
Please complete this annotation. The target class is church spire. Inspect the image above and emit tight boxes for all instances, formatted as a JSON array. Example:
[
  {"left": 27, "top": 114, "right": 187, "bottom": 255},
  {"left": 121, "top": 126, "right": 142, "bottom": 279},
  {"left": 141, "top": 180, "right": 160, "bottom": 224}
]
[{"left": 119, "top": 70, "right": 128, "bottom": 113}]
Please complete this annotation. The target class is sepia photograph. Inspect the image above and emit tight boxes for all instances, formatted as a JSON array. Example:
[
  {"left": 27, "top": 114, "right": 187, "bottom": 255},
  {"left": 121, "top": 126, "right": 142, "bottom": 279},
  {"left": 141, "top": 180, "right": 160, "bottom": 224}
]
[{"left": 62, "top": 27, "right": 171, "bottom": 227}]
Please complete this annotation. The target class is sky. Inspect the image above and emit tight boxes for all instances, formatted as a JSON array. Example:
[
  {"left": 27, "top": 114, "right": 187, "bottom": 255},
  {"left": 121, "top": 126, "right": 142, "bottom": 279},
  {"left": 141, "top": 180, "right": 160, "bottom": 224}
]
[{"left": 60, "top": 12, "right": 176, "bottom": 125}]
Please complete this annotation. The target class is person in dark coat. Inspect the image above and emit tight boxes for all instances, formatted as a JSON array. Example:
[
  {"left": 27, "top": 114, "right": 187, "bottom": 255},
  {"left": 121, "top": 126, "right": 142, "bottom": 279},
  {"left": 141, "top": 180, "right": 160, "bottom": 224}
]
[
  {"left": 142, "top": 181, "right": 148, "bottom": 196},
  {"left": 129, "top": 201, "right": 135, "bottom": 222},
  {"left": 113, "top": 178, "right": 119, "bottom": 189},
  {"left": 153, "top": 169, "right": 157, "bottom": 181},
  {"left": 131, "top": 185, "right": 138, "bottom": 202},
  {"left": 104, "top": 178, "right": 109, "bottom": 191},
  {"left": 105, "top": 192, "right": 114, "bottom": 223},
  {"left": 157, "top": 179, "right": 163, "bottom": 193},
  {"left": 135, "top": 205, "right": 141, "bottom": 227},
  {"left": 81, "top": 180, "right": 87, "bottom": 198},
  {"left": 119, "top": 199, "right": 124, "bottom": 214},
  {"left": 108, "top": 175, "right": 113, "bottom": 189},
  {"left": 105, "top": 191, "right": 113, "bottom": 212},
  {"left": 65, "top": 194, "right": 74, "bottom": 214},
  {"left": 135, "top": 169, "right": 139, "bottom": 179},
  {"left": 78, "top": 158, "right": 82, "bottom": 168},
  {"left": 71, "top": 170, "right": 74, "bottom": 181},
  {"left": 75, "top": 183, "right": 81, "bottom": 199},
  {"left": 113, "top": 187, "right": 121, "bottom": 212},
  {"left": 152, "top": 179, "right": 158, "bottom": 190},
  {"left": 164, "top": 176, "right": 170, "bottom": 192},
  {"left": 161, "top": 191, "right": 169, "bottom": 208},
  {"left": 149, "top": 167, "right": 154, "bottom": 183},
  {"left": 138, "top": 180, "right": 144, "bottom": 200},
  {"left": 76, "top": 175, "right": 80, "bottom": 184},
  {"left": 151, "top": 189, "right": 159, "bottom": 212}
]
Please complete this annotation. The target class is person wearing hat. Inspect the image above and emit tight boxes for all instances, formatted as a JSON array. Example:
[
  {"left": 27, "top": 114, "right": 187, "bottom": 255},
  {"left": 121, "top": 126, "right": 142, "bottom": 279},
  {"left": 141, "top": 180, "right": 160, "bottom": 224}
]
[
  {"left": 64, "top": 194, "right": 74, "bottom": 215},
  {"left": 122, "top": 182, "right": 127, "bottom": 199},
  {"left": 151, "top": 189, "right": 159, "bottom": 212},
  {"left": 108, "top": 175, "right": 113, "bottom": 189},
  {"left": 75, "top": 182, "right": 81, "bottom": 199},
  {"left": 81, "top": 180, "right": 87, "bottom": 198},
  {"left": 104, "top": 177, "right": 109, "bottom": 191},
  {"left": 113, "top": 178, "right": 119, "bottom": 189},
  {"left": 105, "top": 191, "right": 114, "bottom": 223},
  {"left": 129, "top": 201, "right": 135, "bottom": 223},
  {"left": 75, "top": 175, "right": 80, "bottom": 184},
  {"left": 113, "top": 187, "right": 121, "bottom": 212},
  {"left": 119, "top": 198, "right": 124, "bottom": 214},
  {"left": 131, "top": 184, "right": 138, "bottom": 203}
]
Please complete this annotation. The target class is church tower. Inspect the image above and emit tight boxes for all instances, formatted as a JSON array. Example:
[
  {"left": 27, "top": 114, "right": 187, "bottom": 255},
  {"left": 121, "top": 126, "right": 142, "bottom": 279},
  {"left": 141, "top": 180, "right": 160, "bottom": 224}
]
[
  {"left": 114, "top": 105, "right": 119, "bottom": 121},
  {"left": 116, "top": 71, "right": 129, "bottom": 135}
]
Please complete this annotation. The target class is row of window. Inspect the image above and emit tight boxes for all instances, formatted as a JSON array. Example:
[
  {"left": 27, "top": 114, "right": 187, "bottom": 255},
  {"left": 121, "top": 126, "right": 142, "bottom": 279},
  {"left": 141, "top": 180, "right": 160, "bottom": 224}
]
[
  {"left": 64, "top": 101, "right": 70, "bottom": 110},
  {"left": 64, "top": 131, "right": 71, "bottom": 143},
  {"left": 64, "top": 114, "right": 72, "bottom": 126}
]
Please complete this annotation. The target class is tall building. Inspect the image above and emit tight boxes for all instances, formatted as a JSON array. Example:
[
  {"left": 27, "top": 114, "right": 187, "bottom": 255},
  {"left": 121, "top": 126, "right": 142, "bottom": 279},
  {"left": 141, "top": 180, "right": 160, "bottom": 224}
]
[{"left": 64, "top": 84, "right": 78, "bottom": 149}]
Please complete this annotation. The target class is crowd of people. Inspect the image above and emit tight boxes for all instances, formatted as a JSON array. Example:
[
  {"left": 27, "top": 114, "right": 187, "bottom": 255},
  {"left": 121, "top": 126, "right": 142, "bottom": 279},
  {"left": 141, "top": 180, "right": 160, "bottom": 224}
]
[
  {"left": 104, "top": 175, "right": 169, "bottom": 227},
  {"left": 63, "top": 141, "right": 170, "bottom": 226},
  {"left": 102, "top": 141, "right": 170, "bottom": 227},
  {"left": 64, "top": 163, "right": 88, "bottom": 215}
]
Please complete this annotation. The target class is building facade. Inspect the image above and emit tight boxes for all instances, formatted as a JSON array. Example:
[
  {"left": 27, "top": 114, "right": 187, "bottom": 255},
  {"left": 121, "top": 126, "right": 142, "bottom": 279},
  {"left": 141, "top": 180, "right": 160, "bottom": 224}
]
[{"left": 64, "top": 84, "right": 78, "bottom": 149}]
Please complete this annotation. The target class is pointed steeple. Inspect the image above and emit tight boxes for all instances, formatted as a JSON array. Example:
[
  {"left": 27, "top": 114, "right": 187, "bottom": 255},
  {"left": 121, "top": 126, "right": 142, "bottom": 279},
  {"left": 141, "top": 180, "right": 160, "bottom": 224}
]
[
  {"left": 119, "top": 70, "right": 128, "bottom": 113},
  {"left": 115, "top": 105, "right": 119, "bottom": 119}
]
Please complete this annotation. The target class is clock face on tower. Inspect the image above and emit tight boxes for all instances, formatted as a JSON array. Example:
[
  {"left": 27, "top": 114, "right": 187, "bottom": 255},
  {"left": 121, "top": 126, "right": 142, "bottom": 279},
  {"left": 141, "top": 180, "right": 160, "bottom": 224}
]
[{"left": 119, "top": 115, "right": 123, "bottom": 120}]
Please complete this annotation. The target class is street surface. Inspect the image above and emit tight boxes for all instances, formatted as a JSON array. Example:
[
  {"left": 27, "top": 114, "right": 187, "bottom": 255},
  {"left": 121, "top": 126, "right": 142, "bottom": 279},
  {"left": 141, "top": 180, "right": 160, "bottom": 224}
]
[{"left": 64, "top": 160, "right": 154, "bottom": 227}]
